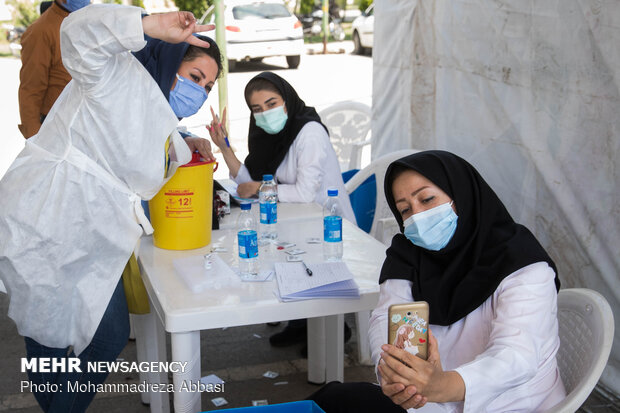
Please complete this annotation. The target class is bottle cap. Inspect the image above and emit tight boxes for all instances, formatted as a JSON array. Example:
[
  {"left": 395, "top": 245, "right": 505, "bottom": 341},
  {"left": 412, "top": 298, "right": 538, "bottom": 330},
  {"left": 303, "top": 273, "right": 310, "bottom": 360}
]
[
  {"left": 240, "top": 202, "right": 251, "bottom": 210},
  {"left": 327, "top": 189, "right": 338, "bottom": 197},
  {"left": 262, "top": 174, "right": 273, "bottom": 181}
]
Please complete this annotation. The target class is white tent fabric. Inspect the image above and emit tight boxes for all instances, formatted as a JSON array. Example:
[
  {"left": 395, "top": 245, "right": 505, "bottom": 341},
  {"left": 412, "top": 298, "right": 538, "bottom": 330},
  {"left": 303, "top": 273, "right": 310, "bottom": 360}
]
[{"left": 372, "top": 0, "right": 619, "bottom": 394}]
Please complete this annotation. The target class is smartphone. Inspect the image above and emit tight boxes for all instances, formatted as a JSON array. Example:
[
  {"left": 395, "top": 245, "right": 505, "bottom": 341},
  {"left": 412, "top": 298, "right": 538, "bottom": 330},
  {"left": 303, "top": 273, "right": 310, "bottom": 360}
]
[{"left": 387, "top": 301, "right": 430, "bottom": 360}]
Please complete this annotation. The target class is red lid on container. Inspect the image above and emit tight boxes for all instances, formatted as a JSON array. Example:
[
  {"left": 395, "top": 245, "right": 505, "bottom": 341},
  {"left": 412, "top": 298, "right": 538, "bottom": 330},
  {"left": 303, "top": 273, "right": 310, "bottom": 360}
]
[{"left": 180, "top": 152, "right": 217, "bottom": 168}]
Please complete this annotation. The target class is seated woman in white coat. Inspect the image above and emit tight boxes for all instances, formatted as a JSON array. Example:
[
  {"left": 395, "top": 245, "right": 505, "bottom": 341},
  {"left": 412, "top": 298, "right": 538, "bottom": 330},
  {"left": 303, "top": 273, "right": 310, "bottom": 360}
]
[
  {"left": 209, "top": 71, "right": 355, "bottom": 222},
  {"left": 209, "top": 72, "right": 355, "bottom": 348},
  {"left": 309, "top": 150, "right": 566, "bottom": 412}
]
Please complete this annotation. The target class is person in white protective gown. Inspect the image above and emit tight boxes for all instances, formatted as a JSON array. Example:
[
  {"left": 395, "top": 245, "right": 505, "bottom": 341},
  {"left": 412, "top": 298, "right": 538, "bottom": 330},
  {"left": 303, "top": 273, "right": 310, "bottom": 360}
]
[
  {"left": 309, "top": 150, "right": 566, "bottom": 413},
  {"left": 0, "top": 5, "right": 219, "bottom": 412}
]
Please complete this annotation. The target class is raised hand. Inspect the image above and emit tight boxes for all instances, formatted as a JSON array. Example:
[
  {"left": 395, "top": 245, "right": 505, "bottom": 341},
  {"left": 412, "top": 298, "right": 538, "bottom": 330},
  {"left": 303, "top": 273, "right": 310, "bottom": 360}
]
[
  {"left": 142, "top": 11, "right": 215, "bottom": 47},
  {"left": 208, "top": 106, "right": 229, "bottom": 150}
]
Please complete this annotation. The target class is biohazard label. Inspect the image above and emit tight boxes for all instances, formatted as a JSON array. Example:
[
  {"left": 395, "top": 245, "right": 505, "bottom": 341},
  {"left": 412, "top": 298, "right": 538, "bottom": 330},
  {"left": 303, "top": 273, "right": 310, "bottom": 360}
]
[{"left": 164, "top": 188, "right": 194, "bottom": 218}]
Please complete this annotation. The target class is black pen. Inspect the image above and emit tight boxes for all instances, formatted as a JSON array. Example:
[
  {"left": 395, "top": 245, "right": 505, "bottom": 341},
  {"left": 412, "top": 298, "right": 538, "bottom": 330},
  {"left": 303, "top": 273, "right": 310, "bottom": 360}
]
[{"left": 302, "top": 261, "right": 312, "bottom": 276}]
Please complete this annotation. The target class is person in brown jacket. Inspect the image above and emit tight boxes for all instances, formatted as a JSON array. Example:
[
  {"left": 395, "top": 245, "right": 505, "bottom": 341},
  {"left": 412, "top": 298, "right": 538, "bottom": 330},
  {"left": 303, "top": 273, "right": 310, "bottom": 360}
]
[{"left": 18, "top": 0, "right": 89, "bottom": 139}]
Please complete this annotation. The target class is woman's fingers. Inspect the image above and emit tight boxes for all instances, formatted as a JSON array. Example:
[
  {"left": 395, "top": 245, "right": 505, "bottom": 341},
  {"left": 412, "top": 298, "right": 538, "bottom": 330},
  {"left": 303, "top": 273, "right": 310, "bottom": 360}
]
[
  {"left": 401, "top": 392, "right": 427, "bottom": 410},
  {"left": 186, "top": 32, "right": 213, "bottom": 48},
  {"left": 378, "top": 359, "right": 409, "bottom": 387},
  {"left": 237, "top": 182, "right": 260, "bottom": 198},
  {"left": 220, "top": 107, "right": 228, "bottom": 135},
  {"left": 382, "top": 344, "right": 424, "bottom": 371},
  {"left": 390, "top": 387, "right": 419, "bottom": 406},
  {"left": 427, "top": 329, "right": 442, "bottom": 368},
  {"left": 194, "top": 23, "right": 215, "bottom": 33},
  {"left": 184, "top": 137, "right": 214, "bottom": 162},
  {"left": 380, "top": 382, "right": 405, "bottom": 397},
  {"left": 210, "top": 106, "right": 219, "bottom": 123}
]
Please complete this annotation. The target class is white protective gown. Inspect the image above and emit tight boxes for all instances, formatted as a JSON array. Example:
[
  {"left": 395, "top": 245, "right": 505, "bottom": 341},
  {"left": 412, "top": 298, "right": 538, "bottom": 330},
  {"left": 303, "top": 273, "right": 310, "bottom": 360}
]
[
  {"left": 0, "top": 5, "right": 190, "bottom": 355},
  {"left": 233, "top": 121, "right": 357, "bottom": 224},
  {"left": 369, "top": 262, "right": 566, "bottom": 413}
]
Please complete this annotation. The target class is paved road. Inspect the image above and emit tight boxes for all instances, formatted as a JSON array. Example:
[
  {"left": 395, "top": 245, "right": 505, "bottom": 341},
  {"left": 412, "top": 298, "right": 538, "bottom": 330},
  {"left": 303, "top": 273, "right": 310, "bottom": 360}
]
[{"left": 0, "top": 44, "right": 372, "bottom": 179}]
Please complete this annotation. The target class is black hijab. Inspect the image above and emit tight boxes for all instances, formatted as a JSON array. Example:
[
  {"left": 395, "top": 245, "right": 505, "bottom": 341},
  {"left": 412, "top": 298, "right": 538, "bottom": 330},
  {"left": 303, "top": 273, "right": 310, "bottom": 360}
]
[
  {"left": 132, "top": 35, "right": 189, "bottom": 102},
  {"left": 379, "top": 150, "right": 560, "bottom": 326},
  {"left": 243, "top": 72, "right": 328, "bottom": 181}
]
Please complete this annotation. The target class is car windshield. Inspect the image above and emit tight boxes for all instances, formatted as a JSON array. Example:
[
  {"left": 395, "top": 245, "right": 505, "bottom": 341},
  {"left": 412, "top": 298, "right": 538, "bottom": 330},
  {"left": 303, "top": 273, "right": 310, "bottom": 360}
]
[{"left": 232, "top": 3, "right": 291, "bottom": 20}]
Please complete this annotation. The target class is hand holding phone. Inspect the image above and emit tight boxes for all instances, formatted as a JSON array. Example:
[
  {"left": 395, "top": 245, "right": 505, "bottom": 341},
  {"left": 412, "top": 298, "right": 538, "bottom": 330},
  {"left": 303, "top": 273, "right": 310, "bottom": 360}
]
[{"left": 387, "top": 301, "right": 430, "bottom": 360}]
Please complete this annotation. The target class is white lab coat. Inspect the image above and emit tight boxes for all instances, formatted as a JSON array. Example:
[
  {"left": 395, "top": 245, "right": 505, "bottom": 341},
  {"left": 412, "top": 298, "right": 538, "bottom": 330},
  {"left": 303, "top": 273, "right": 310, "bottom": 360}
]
[
  {"left": 369, "top": 262, "right": 566, "bottom": 413},
  {"left": 0, "top": 5, "right": 190, "bottom": 355},
  {"left": 233, "top": 121, "right": 357, "bottom": 224}
]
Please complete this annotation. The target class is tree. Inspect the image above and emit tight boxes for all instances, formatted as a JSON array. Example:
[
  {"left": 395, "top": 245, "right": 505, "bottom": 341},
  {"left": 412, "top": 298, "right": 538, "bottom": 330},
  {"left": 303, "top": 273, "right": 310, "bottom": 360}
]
[
  {"left": 174, "top": 0, "right": 212, "bottom": 20},
  {"left": 298, "top": 0, "right": 313, "bottom": 15},
  {"left": 358, "top": 0, "right": 371, "bottom": 12},
  {"left": 8, "top": 0, "right": 40, "bottom": 27}
]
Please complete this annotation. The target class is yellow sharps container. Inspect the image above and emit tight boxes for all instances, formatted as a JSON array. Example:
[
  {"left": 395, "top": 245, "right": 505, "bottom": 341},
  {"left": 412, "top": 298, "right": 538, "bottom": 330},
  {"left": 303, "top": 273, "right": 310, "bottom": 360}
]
[{"left": 149, "top": 153, "right": 217, "bottom": 250}]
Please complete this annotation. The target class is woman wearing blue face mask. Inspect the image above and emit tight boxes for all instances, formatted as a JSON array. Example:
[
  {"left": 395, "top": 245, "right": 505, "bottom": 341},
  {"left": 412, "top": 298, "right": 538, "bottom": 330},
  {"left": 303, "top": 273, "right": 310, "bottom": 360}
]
[
  {"left": 309, "top": 150, "right": 565, "bottom": 413},
  {"left": 133, "top": 31, "right": 222, "bottom": 161},
  {"left": 208, "top": 72, "right": 355, "bottom": 222},
  {"left": 0, "top": 6, "right": 218, "bottom": 412}
]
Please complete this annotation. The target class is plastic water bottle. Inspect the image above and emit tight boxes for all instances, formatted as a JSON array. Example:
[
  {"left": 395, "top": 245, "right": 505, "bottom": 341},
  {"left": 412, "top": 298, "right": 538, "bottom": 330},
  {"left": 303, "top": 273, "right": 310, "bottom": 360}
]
[
  {"left": 237, "top": 202, "right": 259, "bottom": 275},
  {"left": 259, "top": 174, "right": 278, "bottom": 241},
  {"left": 323, "top": 188, "right": 343, "bottom": 261}
]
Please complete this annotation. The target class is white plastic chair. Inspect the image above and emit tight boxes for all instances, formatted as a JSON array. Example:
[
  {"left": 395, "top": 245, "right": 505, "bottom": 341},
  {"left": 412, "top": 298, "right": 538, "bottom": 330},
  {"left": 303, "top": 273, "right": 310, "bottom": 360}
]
[
  {"left": 346, "top": 149, "right": 419, "bottom": 365},
  {"left": 345, "top": 149, "right": 419, "bottom": 245},
  {"left": 319, "top": 101, "right": 372, "bottom": 171},
  {"left": 542, "top": 288, "right": 615, "bottom": 413}
]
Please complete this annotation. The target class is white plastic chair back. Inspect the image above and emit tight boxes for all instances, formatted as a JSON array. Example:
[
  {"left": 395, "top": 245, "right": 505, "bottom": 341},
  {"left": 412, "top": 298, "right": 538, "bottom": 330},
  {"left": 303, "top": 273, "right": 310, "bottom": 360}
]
[
  {"left": 345, "top": 149, "right": 419, "bottom": 245},
  {"left": 319, "top": 101, "right": 372, "bottom": 171},
  {"left": 542, "top": 288, "right": 615, "bottom": 413}
]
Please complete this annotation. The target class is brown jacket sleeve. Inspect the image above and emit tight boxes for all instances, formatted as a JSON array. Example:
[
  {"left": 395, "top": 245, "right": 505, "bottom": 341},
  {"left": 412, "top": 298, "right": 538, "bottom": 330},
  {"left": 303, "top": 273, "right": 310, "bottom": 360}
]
[{"left": 18, "top": 24, "right": 53, "bottom": 139}]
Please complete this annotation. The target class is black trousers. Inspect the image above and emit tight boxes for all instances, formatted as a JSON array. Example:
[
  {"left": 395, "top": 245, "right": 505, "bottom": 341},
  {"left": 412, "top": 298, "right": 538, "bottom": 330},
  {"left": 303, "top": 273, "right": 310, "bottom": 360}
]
[{"left": 308, "top": 381, "right": 407, "bottom": 413}]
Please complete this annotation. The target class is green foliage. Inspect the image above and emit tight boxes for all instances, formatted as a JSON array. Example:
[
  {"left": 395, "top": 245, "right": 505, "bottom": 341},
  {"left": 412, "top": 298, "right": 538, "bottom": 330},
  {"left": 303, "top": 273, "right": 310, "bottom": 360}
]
[
  {"left": 298, "top": 0, "right": 313, "bottom": 15},
  {"left": 131, "top": 0, "right": 145, "bottom": 8},
  {"left": 358, "top": 0, "right": 371, "bottom": 13},
  {"left": 7, "top": 0, "right": 40, "bottom": 27},
  {"left": 174, "top": 0, "right": 212, "bottom": 19},
  {"left": 102, "top": 0, "right": 123, "bottom": 4}
]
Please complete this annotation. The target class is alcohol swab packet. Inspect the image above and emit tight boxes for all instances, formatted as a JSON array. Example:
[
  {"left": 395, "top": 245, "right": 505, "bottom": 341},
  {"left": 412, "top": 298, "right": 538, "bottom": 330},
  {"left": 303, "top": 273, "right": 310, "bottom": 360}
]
[
  {"left": 285, "top": 248, "right": 306, "bottom": 255},
  {"left": 263, "top": 370, "right": 279, "bottom": 379},
  {"left": 211, "top": 397, "right": 228, "bottom": 407},
  {"left": 252, "top": 400, "right": 269, "bottom": 406}
]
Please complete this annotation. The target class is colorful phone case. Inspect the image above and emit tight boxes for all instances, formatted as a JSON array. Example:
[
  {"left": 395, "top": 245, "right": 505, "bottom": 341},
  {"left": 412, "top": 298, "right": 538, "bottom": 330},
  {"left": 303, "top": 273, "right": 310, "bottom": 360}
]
[{"left": 387, "top": 301, "right": 429, "bottom": 360}]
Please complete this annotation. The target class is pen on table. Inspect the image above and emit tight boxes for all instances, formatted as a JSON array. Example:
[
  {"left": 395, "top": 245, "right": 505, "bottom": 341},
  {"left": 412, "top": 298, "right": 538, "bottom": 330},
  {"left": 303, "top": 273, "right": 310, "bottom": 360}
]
[{"left": 302, "top": 261, "right": 312, "bottom": 276}]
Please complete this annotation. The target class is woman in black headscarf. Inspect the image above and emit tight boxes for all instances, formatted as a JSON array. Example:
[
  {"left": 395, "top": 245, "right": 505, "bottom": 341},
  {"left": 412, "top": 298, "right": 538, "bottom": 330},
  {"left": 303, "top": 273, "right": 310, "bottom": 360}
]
[
  {"left": 133, "top": 31, "right": 223, "bottom": 161},
  {"left": 309, "top": 150, "right": 565, "bottom": 412},
  {"left": 208, "top": 72, "right": 355, "bottom": 222},
  {"left": 209, "top": 71, "right": 356, "bottom": 348}
]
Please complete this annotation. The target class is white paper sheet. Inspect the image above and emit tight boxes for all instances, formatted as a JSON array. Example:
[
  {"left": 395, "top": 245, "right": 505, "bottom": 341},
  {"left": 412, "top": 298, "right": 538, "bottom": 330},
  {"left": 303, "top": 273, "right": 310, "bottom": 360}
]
[
  {"left": 274, "top": 261, "right": 360, "bottom": 301},
  {"left": 173, "top": 254, "right": 241, "bottom": 293}
]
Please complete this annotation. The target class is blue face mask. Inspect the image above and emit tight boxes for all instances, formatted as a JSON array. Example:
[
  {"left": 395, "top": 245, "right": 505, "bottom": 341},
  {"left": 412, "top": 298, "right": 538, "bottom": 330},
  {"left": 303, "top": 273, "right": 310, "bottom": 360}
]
[
  {"left": 61, "top": 0, "right": 90, "bottom": 12},
  {"left": 169, "top": 74, "right": 208, "bottom": 118},
  {"left": 254, "top": 105, "right": 288, "bottom": 134},
  {"left": 403, "top": 201, "right": 458, "bottom": 251}
]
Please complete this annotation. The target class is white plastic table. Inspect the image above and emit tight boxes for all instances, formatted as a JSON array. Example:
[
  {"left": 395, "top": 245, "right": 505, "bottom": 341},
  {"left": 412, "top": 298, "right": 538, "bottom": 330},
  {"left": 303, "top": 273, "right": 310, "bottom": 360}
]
[{"left": 136, "top": 204, "right": 383, "bottom": 413}]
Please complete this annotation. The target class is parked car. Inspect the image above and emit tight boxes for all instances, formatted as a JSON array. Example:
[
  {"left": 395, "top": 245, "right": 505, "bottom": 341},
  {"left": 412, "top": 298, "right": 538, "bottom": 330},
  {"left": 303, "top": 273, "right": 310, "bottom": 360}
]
[
  {"left": 351, "top": 4, "right": 373, "bottom": 55},
  {"left": 198, "top": 0, "right": 304, "bottom": 70}
]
